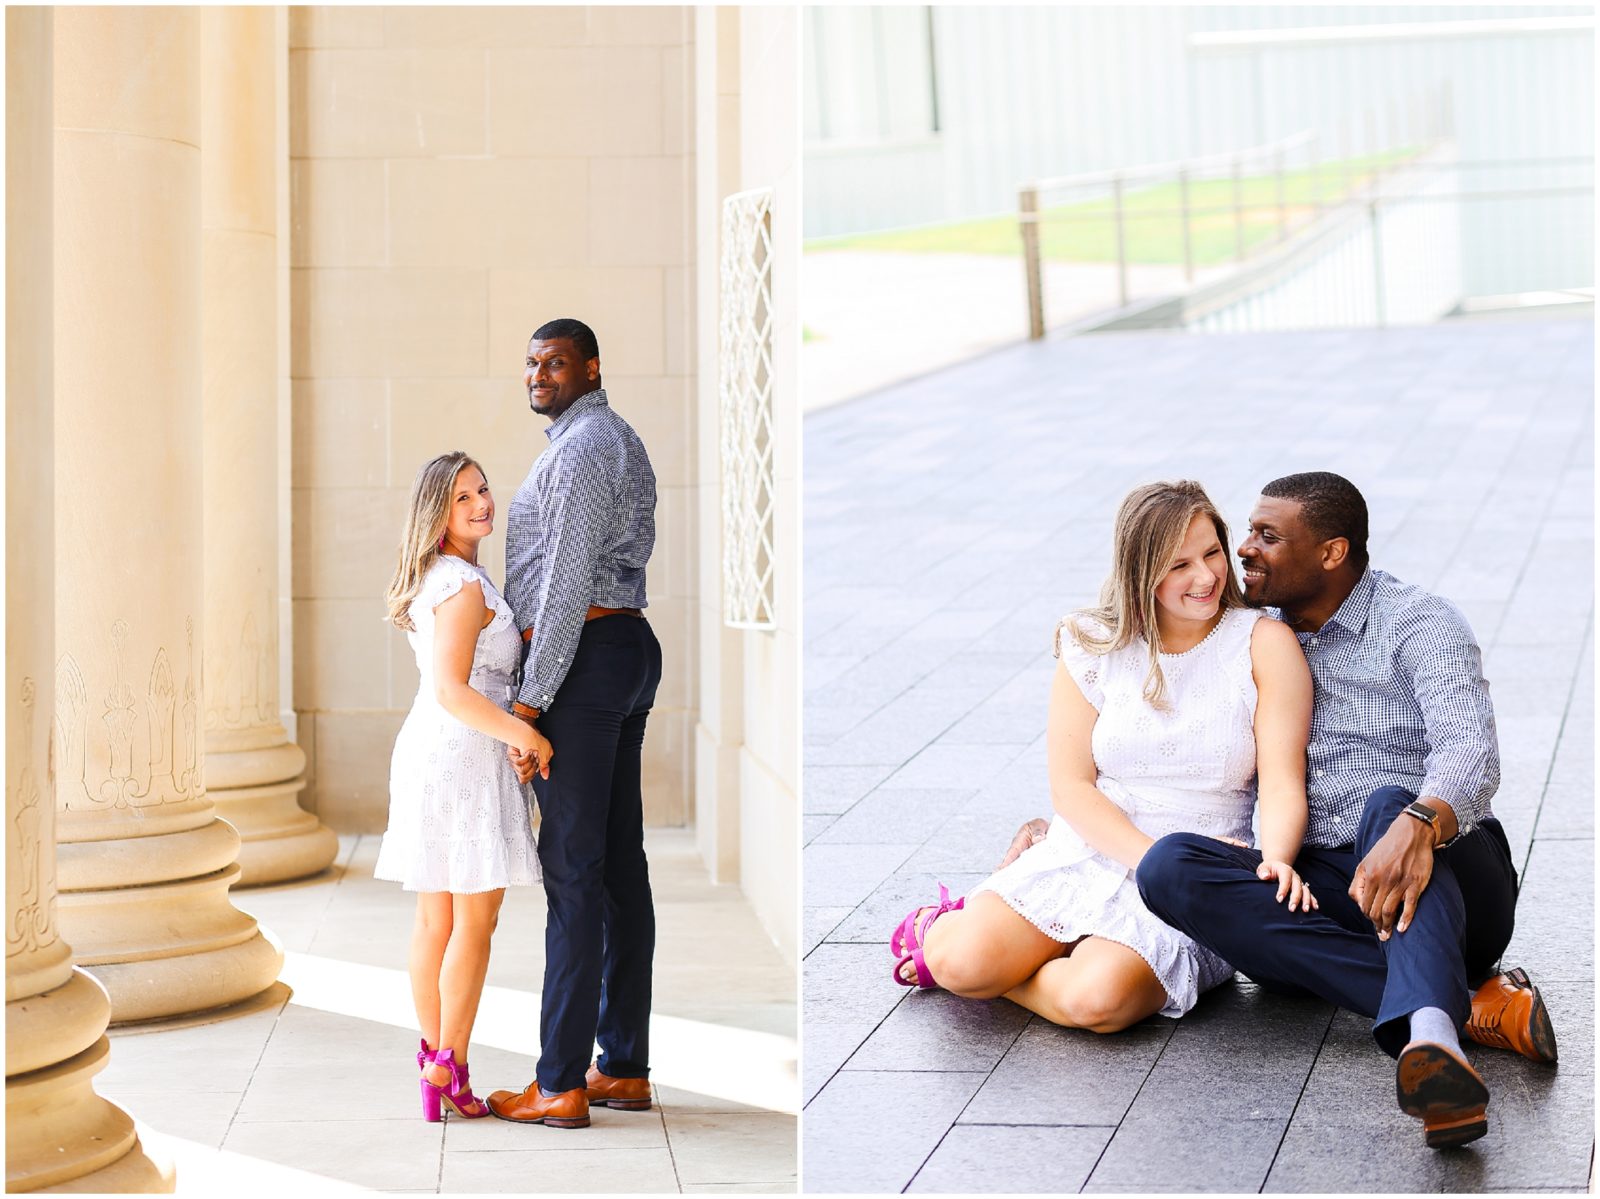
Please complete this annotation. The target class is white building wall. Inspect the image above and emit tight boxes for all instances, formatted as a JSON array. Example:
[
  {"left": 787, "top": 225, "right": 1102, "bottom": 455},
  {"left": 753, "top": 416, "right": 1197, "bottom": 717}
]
[{"left": 805, "top": 5, "right": 1593, "bottom": 298}]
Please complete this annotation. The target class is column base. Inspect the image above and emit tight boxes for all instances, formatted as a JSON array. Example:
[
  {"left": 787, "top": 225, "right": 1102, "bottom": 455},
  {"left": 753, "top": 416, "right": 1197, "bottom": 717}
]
[
  {"left": 87, "top": 927, "right": 284, "bottom": 1026},
  {"left": 58, "top": 860, "right": 285, "bottom": 1025},
  {"left": 6, "top": 1036, "right": 174, "bottom": 1194},
  {"left": 211, "top": 776, "right": 339, "bottom": 887},
  {"left": 6, "top": 969, "right": 110, "bottom": 1078}
]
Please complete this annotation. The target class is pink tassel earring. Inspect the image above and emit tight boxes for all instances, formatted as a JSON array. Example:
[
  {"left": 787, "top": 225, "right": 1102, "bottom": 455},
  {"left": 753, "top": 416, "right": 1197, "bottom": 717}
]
[{"left": 438, "top": 534, "right": 446, "bottom": 550}]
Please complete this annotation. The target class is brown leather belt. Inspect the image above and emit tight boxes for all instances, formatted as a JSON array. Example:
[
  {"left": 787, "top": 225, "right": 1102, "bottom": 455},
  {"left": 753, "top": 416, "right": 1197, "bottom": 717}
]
[{"left": 522, "top": 606, "right": 643, "bottom": 641}]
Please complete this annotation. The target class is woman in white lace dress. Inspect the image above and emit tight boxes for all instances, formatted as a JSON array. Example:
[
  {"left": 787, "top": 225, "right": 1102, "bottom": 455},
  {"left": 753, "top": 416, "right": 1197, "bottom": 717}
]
[
  {"left": 891, "top": 480, "right": 1316, "bottom": 1031},
  {"left": 377, "top": 451, "right": 547, "bottom": 1120}
]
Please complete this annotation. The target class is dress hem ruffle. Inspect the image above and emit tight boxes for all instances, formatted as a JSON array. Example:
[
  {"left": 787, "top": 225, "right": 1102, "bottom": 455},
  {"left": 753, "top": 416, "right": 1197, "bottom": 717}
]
[{"left": 979, "top": 885, "right": 1200, "bottom": 1018}]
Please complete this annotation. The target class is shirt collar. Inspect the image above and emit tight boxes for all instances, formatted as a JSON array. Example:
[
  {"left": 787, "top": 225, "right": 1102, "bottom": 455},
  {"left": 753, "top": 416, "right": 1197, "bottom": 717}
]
[
  {"left": 545, "top": 388, "right": 608, "bottom": 443},
  {"left": 1323, "top": 566, "right": 1377, "bottom": 636}
]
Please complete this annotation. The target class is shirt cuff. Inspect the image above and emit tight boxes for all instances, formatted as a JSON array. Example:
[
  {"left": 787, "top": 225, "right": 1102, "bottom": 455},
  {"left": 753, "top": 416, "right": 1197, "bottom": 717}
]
[{"left": 1418, "top": 786, "right": 1476, "bottom": 841}]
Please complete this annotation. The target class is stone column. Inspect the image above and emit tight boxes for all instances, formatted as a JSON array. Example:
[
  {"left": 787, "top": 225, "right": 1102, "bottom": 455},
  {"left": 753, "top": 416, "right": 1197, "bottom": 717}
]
[
  {"left": 52, "top": 6, "right": 282, "bottom": 1024},
  {"left": 6, "top": 10, "right": 171, "bottom": 1191},
  {"left": 200, "top": 6, "right": 336, "bottom": 886}
]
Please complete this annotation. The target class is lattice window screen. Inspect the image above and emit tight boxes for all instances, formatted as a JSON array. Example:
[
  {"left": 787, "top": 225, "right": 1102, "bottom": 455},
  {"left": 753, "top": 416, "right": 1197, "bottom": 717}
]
[{"left": 719, "top": 187, "right": 777, "bottom": 630}]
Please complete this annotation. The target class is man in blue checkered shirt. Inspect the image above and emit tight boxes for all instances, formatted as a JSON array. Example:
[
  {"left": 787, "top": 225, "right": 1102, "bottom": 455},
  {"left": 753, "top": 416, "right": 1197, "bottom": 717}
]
[
  {"left": 1141, "top": 472, "right": 1556, "bottom": 1149},
  {"left": 486, "top": 318, "right": 662, "bottom": 1130},
  {"left": 1009, "top": 473, "right": 1555, "bottom": 1149}
]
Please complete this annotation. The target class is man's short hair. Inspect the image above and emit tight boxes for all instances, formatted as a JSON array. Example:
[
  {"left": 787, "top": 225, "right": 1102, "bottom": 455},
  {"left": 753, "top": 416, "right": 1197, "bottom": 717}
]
[
  {"left": 1262, "top": 471, "right": 1370, "bottom": 566},
  {"left": 530, "top": 318, "right": 599, "bottom": 362}
]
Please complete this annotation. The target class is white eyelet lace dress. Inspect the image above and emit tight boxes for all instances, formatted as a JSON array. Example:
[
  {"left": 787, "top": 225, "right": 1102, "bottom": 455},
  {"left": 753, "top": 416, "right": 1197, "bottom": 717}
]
[
  {"left": 972, "top": 605, "right": 1265, "bottom": 1017},
  {"left": 374, "top": 554, "right": 541, "bottom": 893}
]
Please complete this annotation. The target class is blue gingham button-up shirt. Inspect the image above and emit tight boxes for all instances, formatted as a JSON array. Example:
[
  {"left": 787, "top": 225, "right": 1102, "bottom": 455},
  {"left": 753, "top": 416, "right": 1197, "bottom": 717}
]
[
  {"left": 505, "top": 389, "right": 655, "bottom": 712},
  {"left": 1276, "top": 567, "right": 1499, "bottom": 848}
]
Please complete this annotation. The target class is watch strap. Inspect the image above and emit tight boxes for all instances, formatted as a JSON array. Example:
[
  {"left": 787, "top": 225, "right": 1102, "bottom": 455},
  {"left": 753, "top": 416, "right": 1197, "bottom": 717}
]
[{"left": 1401, "top": 800, "right": 1441, "bottom": 846}]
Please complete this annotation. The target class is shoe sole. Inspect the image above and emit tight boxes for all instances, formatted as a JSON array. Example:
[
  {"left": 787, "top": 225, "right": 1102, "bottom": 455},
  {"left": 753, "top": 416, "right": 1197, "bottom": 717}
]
[
  {"left": 1396, "top": 1043, "right": 1489, "bottom": 1149},
  {"left": 1505, "top": 967, "right": 1560, "bottom": 1063},
  {"left": 588, "top": 1097, "right": 652, "bottom": 1110},
  {"left": 489, "top": 1109, "right": 591, "bottom": 1128}
]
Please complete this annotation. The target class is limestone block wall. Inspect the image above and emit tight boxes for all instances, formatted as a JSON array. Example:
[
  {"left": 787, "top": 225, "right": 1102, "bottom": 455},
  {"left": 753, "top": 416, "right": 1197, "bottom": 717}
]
[{"left": 288, "top": 6, "right": 698, "bottom": 829}]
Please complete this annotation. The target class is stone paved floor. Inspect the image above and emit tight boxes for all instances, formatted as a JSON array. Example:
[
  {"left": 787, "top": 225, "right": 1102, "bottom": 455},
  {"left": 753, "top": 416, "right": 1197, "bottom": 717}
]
[
  {"left": 801, "top": 316, "right": 1594, "bottom": 1193},
  {"left": 99, "top": 829, "right": 797, "bottom": 1194}
]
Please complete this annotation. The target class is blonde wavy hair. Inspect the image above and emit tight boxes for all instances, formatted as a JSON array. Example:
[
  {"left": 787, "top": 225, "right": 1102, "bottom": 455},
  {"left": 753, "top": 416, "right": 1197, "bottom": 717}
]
[
  {"left": 1061, "top": 479, "right": 1245, "bottom": 710},
  {"left": 385, "top": 451, "right": 484, "bottom": 632}
]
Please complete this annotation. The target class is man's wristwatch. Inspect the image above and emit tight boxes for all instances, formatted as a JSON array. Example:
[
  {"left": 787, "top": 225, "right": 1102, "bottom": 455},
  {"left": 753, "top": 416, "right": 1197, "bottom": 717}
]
[{"left": 1401, "top": 800, "right": 1442, "bottom": 846}]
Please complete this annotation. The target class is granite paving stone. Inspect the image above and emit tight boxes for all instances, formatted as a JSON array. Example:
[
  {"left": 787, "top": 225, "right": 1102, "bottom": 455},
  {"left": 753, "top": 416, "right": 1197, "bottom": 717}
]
[
  {"left": 960, "top": 1016, "right": 1173, "bottom": 1126},
  {"left": 1500, "top": 837, "right": 1593, "bottom": 984},
  {"left": 803, "top": 906, "right": 851, "bottom": 956},
  {"left": 811, "top": 787, "right": 976, "bottom": 845},
  {"left": 883, "top": 742, "right": 1029, "bottom": 790},
  {"left": 846, "top": 988, "right": 1032, "bottom": 1072},
  {"left": 908, "top": 1124, "right": 1113, "bottom": 1193},
  {"left": 803, "top": 813, "right": 839, "bottom": 844},
  {"left": 440, "top": 1147, "right": 680, "bottom": 1194},
  {"left": 802, "top": 1070, "right": 989, "bottom": 1194},
  {"left": 803, "top": 842, "right": 920, "bottom": 909},
  {"left": 803, "top": 764, "right": 900, "bottom": 816},
  {"left": 664, "top": 1113, "right": 798, "bottom": 1187},
  {"left": 802, "top": 942, "right": 911, "bottom": 1029},
  {"left": 802, "top": 1021, "right": 877, "bottom": 1106}
]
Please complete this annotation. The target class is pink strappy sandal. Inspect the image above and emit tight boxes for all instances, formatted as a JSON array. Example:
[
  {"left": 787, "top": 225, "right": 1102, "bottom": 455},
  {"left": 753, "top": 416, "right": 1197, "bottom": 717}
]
[
  {"left": 889, "top": 883, "right": 964, "bottom": 988},
  {"left": 421, "top": 1047, "right": 491, "bottom": 1121}
]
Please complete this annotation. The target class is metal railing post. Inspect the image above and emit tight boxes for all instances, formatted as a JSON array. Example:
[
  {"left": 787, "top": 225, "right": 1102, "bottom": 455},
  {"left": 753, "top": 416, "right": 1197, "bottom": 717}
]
[
  {"left": 1310, "top": 132, "right": 1324, "bottom": 216},
  {"left": 1178, "top": 168, "right": 1194, "bottom": 284},
  {"left": 1369, "top": 199, "right": 1386, "bottom": 328},
  {"left": 1111, "top": 174, "right": 1128, "bottom": 307},
  {"left": 1340, "top": 120, "right": 1352, "bottom": 202},
  {"left": 1275, "top": 147, "right": 1288, "bottom": 240},
  {"left": 1019, "top": 185, "right": 1045, "bottom": 340},
  {"left": 1232, "top": 155, "right": 1245, "bottom": 262}
]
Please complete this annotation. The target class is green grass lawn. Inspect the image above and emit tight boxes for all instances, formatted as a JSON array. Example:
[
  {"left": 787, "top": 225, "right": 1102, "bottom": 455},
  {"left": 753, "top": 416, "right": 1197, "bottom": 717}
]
[{"left": 807, "top": 150, "right": 1415, "bottom": 266}]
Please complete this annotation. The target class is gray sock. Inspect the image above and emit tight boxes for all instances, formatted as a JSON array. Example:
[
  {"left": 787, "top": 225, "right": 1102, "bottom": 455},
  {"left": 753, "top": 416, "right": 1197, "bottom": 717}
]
[{"left": 1409, "top": 1005, "right": 1461, "bottom": 1052}]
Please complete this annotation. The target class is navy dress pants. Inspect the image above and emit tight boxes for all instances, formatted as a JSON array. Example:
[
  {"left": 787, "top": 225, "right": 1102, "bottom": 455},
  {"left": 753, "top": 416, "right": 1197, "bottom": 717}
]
[
  {"left": 1136, "top": 786, "right": 1517, "bottom": 1057},
  {"left": 531, "top": 615, "right": 662, "bottom": 1094}
]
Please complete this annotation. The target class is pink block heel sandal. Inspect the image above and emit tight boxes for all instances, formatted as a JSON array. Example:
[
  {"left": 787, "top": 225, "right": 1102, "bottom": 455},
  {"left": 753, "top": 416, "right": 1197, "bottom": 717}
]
[
  {"left": 889, "top": 883, "right": 964, "bottom": 988},
  {"left": 420, "top": 1048, "right": 491, "bottom": 1121}
]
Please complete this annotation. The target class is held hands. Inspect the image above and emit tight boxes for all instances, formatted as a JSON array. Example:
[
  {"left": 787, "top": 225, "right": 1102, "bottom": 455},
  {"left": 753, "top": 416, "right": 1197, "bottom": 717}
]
[
  {"left": 1349, "top": 813, "right": 1435, "bottom": 940},
  {"left": 506, "top": 713, "right": 552, "bottom": 783},
  {"left": 1210, "top": 837, "right": 1318, "bottom": 913}
]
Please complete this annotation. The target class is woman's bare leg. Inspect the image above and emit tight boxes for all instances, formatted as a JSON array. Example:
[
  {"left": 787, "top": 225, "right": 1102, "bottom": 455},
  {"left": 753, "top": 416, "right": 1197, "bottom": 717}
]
[
  {"left": 905, "top": 892, "right": 1066, "bottom": 997},
  {"left": 424, "top": 888, "right": 505, "bottom": 1084},
  {"left": 410, "top": 892, "right": 453, "bottom": 1052},
  {"left": 1005, "top": 936, "right": 1168, "bottom": 1033}
]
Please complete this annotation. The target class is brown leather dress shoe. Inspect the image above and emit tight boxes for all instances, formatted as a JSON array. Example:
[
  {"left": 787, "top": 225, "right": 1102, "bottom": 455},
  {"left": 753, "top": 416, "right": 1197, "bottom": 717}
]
[
  {"left": 1396, "top": 1041, "right": 1489, "bottom": 1149},
  {"left": 1466, "top": 966, "right": 1558, "bottom": 1063},
  {"left": 486, "top": 1083, "right": 590, "bottom": 1128},
  {"left": 585, "top": 1063, "right": 652, "bottom": 1111}
]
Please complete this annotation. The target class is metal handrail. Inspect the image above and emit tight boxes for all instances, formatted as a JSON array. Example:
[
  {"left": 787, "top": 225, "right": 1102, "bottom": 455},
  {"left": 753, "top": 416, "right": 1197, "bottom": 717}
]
[
  {"left": 1016, "top": 85, "right": 1482, "bottom": 335},
  {"left": 1024, "top": 130, "right": 1317, "bottom": 196}
]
